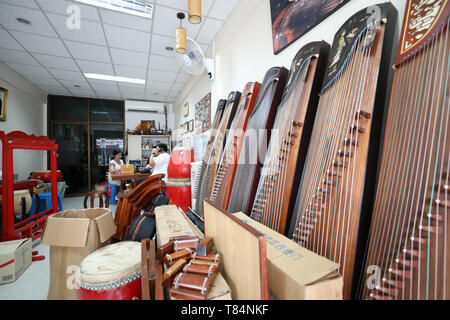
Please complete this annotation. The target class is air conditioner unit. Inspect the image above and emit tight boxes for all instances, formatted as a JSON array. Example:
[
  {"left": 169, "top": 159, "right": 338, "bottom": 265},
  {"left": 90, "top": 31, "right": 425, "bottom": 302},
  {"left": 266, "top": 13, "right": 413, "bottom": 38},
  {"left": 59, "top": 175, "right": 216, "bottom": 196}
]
[{"left": 125, "top": 100, "right": 166, "bottom": 114}]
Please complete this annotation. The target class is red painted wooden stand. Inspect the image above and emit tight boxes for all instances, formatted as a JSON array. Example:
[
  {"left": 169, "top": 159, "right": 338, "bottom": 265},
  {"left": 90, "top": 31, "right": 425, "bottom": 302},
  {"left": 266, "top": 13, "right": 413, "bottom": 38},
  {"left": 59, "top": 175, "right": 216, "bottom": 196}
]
[{"left": 0, "top": 131, "right": 59, "bottom": 241}]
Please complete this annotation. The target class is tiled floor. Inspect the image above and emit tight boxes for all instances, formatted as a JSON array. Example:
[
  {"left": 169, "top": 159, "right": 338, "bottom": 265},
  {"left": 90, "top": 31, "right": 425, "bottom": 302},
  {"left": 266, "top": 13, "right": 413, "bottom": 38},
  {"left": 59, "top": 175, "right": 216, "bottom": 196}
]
[{"left": 0, "top": 197, "right": 115, "bottom": 300}]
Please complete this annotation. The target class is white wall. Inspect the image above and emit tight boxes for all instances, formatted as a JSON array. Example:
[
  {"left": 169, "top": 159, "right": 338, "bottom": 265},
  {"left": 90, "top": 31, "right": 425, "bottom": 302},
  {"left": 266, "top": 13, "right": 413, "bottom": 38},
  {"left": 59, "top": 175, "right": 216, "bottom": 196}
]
[
  {"left": 0, "top": 61, "right": 46, "bottom": 180},
  {"left": 173, "top": 0, "right": 407, "bottom": 131}
]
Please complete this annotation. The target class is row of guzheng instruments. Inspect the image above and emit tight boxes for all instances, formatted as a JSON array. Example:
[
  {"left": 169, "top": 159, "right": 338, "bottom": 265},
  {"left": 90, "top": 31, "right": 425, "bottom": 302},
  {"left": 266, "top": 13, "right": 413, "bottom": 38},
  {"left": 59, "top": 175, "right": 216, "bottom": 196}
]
[{"left": 192, "top": 0, "right": 450, "bottom": 300}]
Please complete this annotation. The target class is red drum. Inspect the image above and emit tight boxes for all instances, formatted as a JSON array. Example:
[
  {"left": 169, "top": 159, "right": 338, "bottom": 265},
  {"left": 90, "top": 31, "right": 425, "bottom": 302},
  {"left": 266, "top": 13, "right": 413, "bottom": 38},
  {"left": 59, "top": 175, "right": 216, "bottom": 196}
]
[
  {"left": 76, "top": 241, "right": 142, "bottom": 300},
  {"left": 167, "top": 147, "right": 194, "bottom": 179},
  {"left": 31, "top": 170, "right": 62, "bottom": 182},
  {"left": 166, "top": 147, "right": 194, "bottom": 212},
  {"left": 166, "top": 178, "right": 192, "bottom": 212}
]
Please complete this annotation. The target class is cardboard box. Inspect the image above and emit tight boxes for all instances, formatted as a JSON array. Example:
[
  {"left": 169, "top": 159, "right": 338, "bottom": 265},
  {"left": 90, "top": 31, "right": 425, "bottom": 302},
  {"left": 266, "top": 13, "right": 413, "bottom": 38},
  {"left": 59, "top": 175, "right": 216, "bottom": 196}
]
[
  {"left": 155, "top": 205, "right": 232, "bottom": 300},
  {"left": 42, "top": 208, "right": 116, "bottom": 300},
  {"left": 233, "top": 212, "right": 343, "bottom": 300},
  {"left": 121, "top": 164, "right": 134, "bottom": 175},
  {"left": 0, "top": 238, "right": 32, "bottom": 284}
]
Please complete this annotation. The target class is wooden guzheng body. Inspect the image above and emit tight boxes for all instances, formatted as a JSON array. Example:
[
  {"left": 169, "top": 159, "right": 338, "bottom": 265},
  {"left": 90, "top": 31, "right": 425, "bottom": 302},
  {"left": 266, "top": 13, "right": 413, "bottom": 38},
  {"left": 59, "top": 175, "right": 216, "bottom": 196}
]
[
  {"left": 287, "top": 3, "right": 398, "bottom": 299},
  {"left": 228, "top": 67, "right": 289, "bottom": 215},
  {"left": 196, "top": 92, "right": 241, "bottom": 217},
  {"left": 192, "top": 99, "right": 227, "bottom": 212},
  {"left": 249, "top": 41, "right": 330, "bottom": 235},
  {"left": 210, "top": 82, "right": 262, "bottom": 211},
  {"left": 359, "top": 0, "right": 450, "bottom": 300},
  {"left": 113, "top": 174, "right": 166, "bottom": 241}
]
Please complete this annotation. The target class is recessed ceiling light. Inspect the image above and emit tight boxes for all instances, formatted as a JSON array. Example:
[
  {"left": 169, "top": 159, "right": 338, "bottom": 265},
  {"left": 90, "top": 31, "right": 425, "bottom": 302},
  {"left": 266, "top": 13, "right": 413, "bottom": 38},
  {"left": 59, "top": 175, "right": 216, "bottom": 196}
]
[
  {"left": 16, "top": 17, "right": 31, "bottom": 25},
  {"left": 74, "top": 0, "right": 153, "bottom": 19},
  {"left": 153, "top": 93, "right": 160, "bottom": 95},
  {"left": 166, "top": 46, "right": 174, "bottom": 51},
  {"left": 84, "top": 73, "right": 146, "bottom": 85}
]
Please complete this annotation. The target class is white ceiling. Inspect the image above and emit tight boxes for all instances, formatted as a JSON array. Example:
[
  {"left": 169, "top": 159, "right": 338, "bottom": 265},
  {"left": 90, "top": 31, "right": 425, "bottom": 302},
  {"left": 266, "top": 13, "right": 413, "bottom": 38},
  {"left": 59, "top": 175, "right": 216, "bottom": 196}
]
[{"left": 0, "top": 0, "right": 240, "bottom": 102}]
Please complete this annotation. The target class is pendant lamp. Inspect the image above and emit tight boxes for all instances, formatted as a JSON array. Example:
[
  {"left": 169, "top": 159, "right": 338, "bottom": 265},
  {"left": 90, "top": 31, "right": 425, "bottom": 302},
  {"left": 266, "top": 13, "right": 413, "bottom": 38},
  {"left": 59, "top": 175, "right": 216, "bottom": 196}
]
[
  {"left": 176, "top": 12, "right": 187, "bottom": 54},
  {"left": 188, "top": 0, "right": 202, "bottom": 24}
]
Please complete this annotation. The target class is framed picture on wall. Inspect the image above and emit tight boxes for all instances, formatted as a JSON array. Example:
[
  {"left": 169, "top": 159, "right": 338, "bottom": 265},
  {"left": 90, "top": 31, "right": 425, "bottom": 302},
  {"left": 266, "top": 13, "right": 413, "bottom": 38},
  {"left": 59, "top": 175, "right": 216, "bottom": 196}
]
[
  {"left": 270, "top": 0, "right": 350, "bottom": 54},
  {"left": 189, "top": 120, "right": 194, "bottom": 132},
  {"left": 0, "top": 87, "right": 7, "bottom": 122},
  {"left": 195, "top": 92, "right": 211, "bottom": 134},
  {"left": 183, "top": 102, "right": 189, "bottom": 117}
]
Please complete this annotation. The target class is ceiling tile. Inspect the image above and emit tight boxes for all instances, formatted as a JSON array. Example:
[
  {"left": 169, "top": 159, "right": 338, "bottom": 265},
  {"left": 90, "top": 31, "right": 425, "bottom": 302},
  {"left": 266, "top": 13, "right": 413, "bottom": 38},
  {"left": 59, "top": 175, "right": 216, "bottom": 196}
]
[
  {"left": 76, "top": 59, "right": 114, "bottom": 75},
  {"left": 171, "top": 82, "right": 185, "bottom": 92},
  {"left": 0, "top": 29, "right": 23, "bottom": 50},
  {"left": 59, "top": 78, "right": 91, "bottom": 90},
  {"left": 176, "top": 73, "right": 190, "bottom": 83},
  {"left": 103, "top": 24, "right": 151, "bottom": 52},
  {"left": 39, "top": 85, "right": 71, "bottom": 95},
  {"left": 99, "top": 8, "right": 152, "bottom": 32},
  {"left": 0, "top": 3, "right": 57, "bottom": 37},
  {"left": 0, "top": 48, "right": 40, "bottom": 66},
  {"left": 208, "top": 0, "right": 240, "bottom": 21},
  {"left": 36, "top": 0, "right": 100, "bottom": 21},
  {"left": 147, "top": 81, "right": 173, "bottom": 91},
  {"left": 151, "top": 34, "right": 178, "bottom": 58},
  {"left": 148, "top": 69, "right": 178, "bottom": 83},
  {"left": 5, "top": 62, "right": 52, "bottom": 77},
  {"left": 120, "top": 87, "right": 145, "bottom": 100},
  {"left": 68, "top": 87, "right": 97, "bottom": 97},
  {"left": 48, "top": 68, "right": 87, "bottom": 82},
  {"left": 11, "top": 31, "right": 70, "bottom": 57},
  {"left": 24, "top": 76, "right": 61, "bottom": 87},
  {"left": 115, "top": 65, "right": 147, "bottom": 79},
  {"left": 110, "top": 48, "right": 148, "bottom": 68},
  {"left": 0, "top": 0, "right": 40, "bottom": 9},
  {"left": 196, "top": 18, "right": 223, "bottom": 44},
  {"left": 64, "top": 40, "right": 111, "bottom": 63},
  {"left": 91, "top": 83, "right": 121, "bottom": 96},
  {"left": 46, "top": 13, "right": 107, "bottom": 45},
  {"left": 149, "top": 54, "right": 180, "bottom": 73},
  {"left": 33, "top": 53, "right": 80, "bottom": 71}
]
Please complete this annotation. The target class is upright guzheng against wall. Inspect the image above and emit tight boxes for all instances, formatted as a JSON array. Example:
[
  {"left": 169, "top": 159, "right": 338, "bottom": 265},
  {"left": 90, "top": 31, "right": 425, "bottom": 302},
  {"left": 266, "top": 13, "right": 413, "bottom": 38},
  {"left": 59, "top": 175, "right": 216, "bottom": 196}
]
[
  {"left": 287, "top": 3, "right": 399, "bottom": 299},
  {"left": 228, "top": 66, "right": 288, "bottom": 215},
  {"left": 359, "top": 0, "right": 449, "bottom": 300},
  {"left": 195, "top": 92, "right": 241, "bottom": 217},
  {"left": 249, "top": 41, "right": 330, "bottom": 235},
  {"left": 210, "top": 81, "right": 261, "bottom": 211}
]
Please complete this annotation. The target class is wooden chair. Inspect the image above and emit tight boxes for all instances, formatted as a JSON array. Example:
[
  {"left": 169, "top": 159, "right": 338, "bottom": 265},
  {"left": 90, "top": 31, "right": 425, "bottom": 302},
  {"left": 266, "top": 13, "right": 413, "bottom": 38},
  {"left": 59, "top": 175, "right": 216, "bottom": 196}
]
[
  {"left": 113, "top": 174, "right": 166, "bottom": 241},
  {"left": 83, "top": 191, "right": 110, "bottom": 209}
]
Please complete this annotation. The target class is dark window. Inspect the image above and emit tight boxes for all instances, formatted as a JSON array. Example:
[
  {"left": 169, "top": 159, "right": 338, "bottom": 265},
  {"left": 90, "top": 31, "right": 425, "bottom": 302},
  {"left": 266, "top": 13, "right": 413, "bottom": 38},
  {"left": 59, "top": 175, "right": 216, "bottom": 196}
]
[{"left": 90, "top": 99, "right": 124, "bottom": 122}]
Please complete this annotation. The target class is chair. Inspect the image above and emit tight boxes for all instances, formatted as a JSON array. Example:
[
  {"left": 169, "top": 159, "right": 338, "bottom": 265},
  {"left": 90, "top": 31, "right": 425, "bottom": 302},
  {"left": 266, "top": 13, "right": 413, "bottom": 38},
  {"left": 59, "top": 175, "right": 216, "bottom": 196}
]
[
  {"left": 83, "top": 191, "right": 110, "bottom": 209},
  {"left": 113, "top": 174, "right": 166, "bottom": 241},
  {"left": 29, "top": 192, "right": 63, "bottom": 217}
]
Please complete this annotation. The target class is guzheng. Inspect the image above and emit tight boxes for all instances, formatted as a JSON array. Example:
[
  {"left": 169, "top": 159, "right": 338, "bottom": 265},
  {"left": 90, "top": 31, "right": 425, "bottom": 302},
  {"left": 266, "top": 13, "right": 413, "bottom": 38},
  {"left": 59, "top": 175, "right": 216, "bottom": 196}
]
[
  {"left": 249, "top": 41, "right": 330, "bottom": 235},
  {"left": 196, "top": 92, "right": 241, "bottom": 217},
  {"left": 359, "top": 0, "right": 450, "bottom": 300},
  {"left": 192, "top": 99, "right": 227, "bottom": 211},
  {"left": 287, "top": 3, "right": 398, "bottom": 299},
  {"left": 228, "top": 66, "right": 289, "bottom": 215},
  {"left": 210, "top": 82, "right": 262, "bottom": 210}
]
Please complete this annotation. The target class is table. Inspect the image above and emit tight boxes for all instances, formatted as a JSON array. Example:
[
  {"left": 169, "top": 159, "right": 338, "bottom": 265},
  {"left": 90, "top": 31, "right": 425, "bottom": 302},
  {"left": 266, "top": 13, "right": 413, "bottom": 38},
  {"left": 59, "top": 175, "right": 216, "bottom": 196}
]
[{"left": 110, "top": 173, "right": 152, "bottom": 191}]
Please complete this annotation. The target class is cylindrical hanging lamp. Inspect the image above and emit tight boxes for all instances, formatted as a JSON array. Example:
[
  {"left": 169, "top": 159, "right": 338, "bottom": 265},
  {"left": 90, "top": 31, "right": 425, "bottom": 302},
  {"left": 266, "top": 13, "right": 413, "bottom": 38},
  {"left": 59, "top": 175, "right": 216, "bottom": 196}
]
[
  {"left": 176, "top": 12, "right": 187, "bottom": 54},
  {"left": 188, "top": 0, "right": 202, "bottom": 24}
]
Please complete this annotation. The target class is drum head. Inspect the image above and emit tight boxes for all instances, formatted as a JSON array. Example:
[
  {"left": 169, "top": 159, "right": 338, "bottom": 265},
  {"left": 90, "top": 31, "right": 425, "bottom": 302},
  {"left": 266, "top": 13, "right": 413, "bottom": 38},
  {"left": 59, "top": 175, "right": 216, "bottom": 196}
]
[{"left": 79, "top": 241, "right": 141, "bottom": 289}]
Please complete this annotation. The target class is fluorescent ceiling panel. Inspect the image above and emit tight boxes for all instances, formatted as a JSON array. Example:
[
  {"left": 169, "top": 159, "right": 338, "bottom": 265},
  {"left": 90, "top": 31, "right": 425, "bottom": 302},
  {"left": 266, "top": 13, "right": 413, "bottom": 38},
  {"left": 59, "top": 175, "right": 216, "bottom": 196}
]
[
  {"left": 74, "top": 0, "right": 153, "bottom": 19},
  {"left": 85, "top": 72, "right": 146, "bottom": 85}
]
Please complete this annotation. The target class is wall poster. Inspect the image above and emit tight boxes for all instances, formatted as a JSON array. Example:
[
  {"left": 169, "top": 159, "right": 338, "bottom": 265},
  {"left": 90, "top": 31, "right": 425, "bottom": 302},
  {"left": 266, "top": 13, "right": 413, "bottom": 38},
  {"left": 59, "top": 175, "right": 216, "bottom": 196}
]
[
  {"left": 195, "top": 92, "right": 211, "bottom": 134},
  {"left": 270, "top": 0, "right": 350, "bottom": 54}
]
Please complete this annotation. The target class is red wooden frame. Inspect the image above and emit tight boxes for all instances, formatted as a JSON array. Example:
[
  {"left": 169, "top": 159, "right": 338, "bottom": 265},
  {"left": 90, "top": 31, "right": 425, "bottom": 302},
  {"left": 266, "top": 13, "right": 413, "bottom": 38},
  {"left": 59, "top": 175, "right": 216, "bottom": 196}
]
[{"left": 0, "top": 131, "right": 59, "bottom": 241}]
